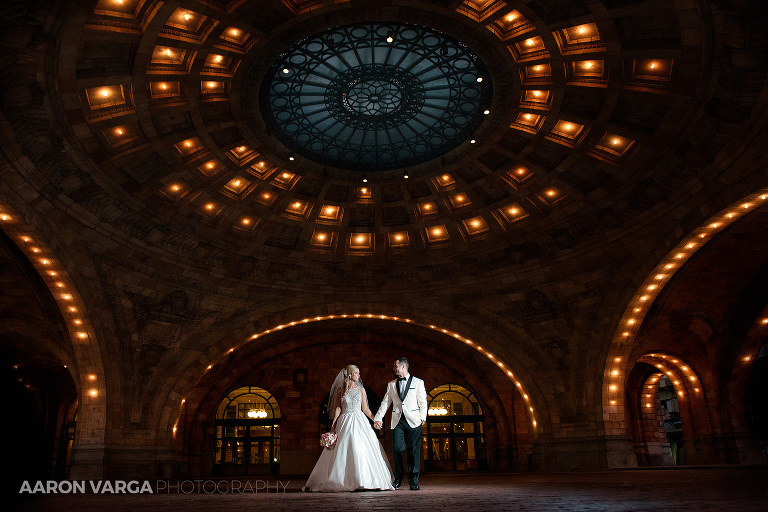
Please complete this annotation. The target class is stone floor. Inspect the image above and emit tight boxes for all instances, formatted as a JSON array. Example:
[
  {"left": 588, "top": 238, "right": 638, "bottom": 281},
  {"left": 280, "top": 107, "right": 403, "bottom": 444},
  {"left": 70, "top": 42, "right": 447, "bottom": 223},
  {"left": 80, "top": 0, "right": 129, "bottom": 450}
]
[{"left": 11, "top": 467, "right": 768, "bottom": 511}]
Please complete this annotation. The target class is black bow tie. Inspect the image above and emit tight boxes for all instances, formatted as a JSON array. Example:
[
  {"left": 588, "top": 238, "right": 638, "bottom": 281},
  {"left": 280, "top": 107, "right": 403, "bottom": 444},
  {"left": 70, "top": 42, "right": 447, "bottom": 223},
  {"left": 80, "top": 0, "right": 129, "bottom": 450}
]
[{"left": 397, "top": 377, "right": 406, "bottom": 382}]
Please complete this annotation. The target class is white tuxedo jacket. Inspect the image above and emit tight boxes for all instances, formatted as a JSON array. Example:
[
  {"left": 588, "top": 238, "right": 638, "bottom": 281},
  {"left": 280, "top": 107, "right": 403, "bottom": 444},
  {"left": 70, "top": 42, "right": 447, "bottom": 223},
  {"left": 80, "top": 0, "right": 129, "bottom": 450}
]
[{"left": 374, "top": 375, "right": 428, "bottom": 429}]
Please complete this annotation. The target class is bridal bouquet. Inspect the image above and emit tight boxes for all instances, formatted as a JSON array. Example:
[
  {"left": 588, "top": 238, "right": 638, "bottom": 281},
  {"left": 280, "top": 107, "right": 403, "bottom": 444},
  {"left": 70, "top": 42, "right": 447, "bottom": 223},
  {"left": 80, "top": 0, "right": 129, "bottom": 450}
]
[{"left": 320, "top": 432, "right": 337, "bottom": 449}]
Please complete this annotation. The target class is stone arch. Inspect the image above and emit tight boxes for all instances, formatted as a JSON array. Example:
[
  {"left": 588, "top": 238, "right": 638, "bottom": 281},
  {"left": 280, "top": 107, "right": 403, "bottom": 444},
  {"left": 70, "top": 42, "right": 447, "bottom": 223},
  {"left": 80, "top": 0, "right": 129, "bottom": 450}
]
[
  {"left": 155, "top": 302, "right": 544, "bottom": 459},
  {"left": 172, "top": 319, "right": 532, "bottom": 476},
  {"left": 602, "top": 188, "right": 768, "bottom": 466},
  {"left": 0, "top": 204, "right": 108, "bottom": 479},
  {"left": 626, "top": 353, "right": 711, "bottom": 466}
]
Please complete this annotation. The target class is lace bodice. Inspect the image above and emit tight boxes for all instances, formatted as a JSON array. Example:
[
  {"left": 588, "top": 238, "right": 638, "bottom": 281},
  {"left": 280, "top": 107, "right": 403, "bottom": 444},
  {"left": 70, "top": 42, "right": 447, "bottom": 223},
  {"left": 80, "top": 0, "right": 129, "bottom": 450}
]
[{"left": 341, "top": 386, "right": 362, "bottom": 414}]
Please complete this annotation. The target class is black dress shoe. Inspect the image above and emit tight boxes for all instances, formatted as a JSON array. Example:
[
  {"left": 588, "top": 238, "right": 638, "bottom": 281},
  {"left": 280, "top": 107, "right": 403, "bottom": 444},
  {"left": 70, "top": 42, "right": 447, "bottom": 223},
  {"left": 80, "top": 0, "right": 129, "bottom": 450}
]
[
  {"left": 392, "top": 481, "right": 401, "bottom": 489},
  {"left": 409, "top": 485, "right": 420, "bottom": 491}
]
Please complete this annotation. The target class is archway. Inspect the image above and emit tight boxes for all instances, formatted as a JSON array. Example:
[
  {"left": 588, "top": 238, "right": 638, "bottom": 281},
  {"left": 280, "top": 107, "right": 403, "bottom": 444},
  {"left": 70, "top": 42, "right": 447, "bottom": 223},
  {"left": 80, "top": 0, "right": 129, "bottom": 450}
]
[
  {"left": 179, "top": 323, "right": 522, "bottom": 476},
  {"left": 626, "top": 353, "right": 707, "bottom": 466},
  {"left": 627, "top": 369, "right": 676, "bottom": 466},
  {"left": 212, "top": 386, "right": 281, "bottom": 476},
  {"left": 424, "top": 384, "right": 488, "bottom": 471},
  {"left": 0, "top": 336, "right": 78, "bottom": 491},
  {"left": 602, "top": 189, "right": 768, "bottom": 467}
]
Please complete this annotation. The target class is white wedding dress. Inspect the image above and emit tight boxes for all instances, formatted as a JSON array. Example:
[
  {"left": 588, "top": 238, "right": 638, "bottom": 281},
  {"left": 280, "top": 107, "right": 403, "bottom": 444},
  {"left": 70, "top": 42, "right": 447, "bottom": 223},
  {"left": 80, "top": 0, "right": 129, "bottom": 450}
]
[{"left": 303, "top": 386, "right": 394, "bottom": 492}]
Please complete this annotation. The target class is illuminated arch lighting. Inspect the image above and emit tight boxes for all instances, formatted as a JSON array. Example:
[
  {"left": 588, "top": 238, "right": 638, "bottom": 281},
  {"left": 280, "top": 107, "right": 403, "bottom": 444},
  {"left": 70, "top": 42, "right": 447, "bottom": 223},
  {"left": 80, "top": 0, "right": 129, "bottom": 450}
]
[
  {"left": 0, "top": 202, "right": 104, "bottom": 402},
  {"left": 602, "top": 187, "right": 768, "bottom": 414},
  {"left": 196, "top": 314, "right": 539, "bottom": 431},
  {"left": 637, "top": 353, "right": 702, "bottom": 400}
]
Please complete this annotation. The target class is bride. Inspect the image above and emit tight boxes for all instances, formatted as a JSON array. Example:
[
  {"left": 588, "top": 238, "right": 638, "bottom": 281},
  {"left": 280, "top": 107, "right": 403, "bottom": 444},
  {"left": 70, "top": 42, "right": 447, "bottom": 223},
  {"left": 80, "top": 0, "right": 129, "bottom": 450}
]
[{"left": 303, "top": 365, "right": 394, "bottom": 492}]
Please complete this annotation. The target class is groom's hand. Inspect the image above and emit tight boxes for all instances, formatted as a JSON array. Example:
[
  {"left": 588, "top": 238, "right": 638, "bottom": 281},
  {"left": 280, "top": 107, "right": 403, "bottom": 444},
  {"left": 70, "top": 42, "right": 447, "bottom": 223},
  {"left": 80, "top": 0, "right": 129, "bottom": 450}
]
[{"left": 373, "top": 421, "right": 383, "bottom": 429}]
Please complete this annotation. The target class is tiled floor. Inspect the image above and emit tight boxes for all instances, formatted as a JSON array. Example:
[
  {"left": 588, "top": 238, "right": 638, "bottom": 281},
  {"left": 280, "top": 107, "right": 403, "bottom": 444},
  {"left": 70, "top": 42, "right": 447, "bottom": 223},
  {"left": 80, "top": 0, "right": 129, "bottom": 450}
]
[{"left": 11, "top": 467, "right": 768, "bottom": 511}]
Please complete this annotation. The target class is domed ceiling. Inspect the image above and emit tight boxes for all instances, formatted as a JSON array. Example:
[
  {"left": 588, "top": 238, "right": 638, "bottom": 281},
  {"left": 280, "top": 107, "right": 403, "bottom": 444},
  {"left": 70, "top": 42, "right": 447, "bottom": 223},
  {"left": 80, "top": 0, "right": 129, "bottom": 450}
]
[
  {"left": 257, "top": 22, "right": 493, "bottom": 171},
  {"left": 7, "top": 0, "right": 765, "bottom": 267}
]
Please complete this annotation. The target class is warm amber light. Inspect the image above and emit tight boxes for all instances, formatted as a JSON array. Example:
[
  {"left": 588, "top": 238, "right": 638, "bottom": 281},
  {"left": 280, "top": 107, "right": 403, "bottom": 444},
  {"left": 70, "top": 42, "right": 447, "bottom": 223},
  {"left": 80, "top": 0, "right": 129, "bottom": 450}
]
[
  {"left": 508, "top": 208, "right": 518, "bottom": 215},
  {"left": 184, "top": 141, "right": 191, "bottom": 147},
  {"left": 317, "top": 234, "right": 326, "bottom": 241},
  {"left": 205, "top": 203, "right": 214, "bottom": 210},
  {"left": 356, "top": 235, "right": 365, "bottom": 244},
  {"left": 432, "top": 228, "right": 442, "bottom": 236},
  {"left": 650, "top": 62, "right": 657, "bottom": 69},
  {"left": 325, "top": 207, "right": 334, "bottom": 214},
  {"left": 208, "top": 82, "right": 216, "bottom": 88},
  {"left": 524, "top": 114, "right": 532, "bottom": 120},
  {"left": 282, "top": 173, "right": 291, "bottom": 179},
  {"left": 525, "top": 38, "right": 534, "bottom": 46},
  {"left": 584, "top": 62, "right": 593, "bottom": 69},
  {"left": 293, "top": 202, "right": 301, "bottom": 208},
  {"left": 609, "top": 385, "right": 617, "bottom": 391},
  {"left": 546, "top": 190, "right": 556, "bottom": 196},
  {"left": 564, "top": 123, "right": 572, "bottom": 130},
  {"left": 456, "top": 195, "right": 465, "bottom": 202},
  {"left": 535, "top": 65, "right": 541, "bottom": 71},
  {"left": 160, "top": 83, "right": 167, "bottom": 90},
  {"left": 442, "top": 175, "right": 450, "bottom": 181},
  {"left": 207, "top": 163, "right": 214, "bottom": 169},
  {"left": 394, "top": 234, "right": 403, "bottom": 241},
  {"left": 88, "top": 374, "right": 96, "bottom": 380},
  {"left": 262, "top": 193, "right": 271, "bottom": 199},
  {"left": 115, "top": 128, "right": 123, "bottom": 135},
  {"left": 506, "top": 13, "right": 516, "bottom": 21},
  {"left": 231, "top": 29, "right": 239, "bottom": 36},
  {"left": 165, "top": 49, "right": 172, "bottom": 56},
  {"left": 89, "top": 389, "right": 98, "bottom": 397},
  {"left": 241, "top": 218, "right": 250, "bottom": 225}
]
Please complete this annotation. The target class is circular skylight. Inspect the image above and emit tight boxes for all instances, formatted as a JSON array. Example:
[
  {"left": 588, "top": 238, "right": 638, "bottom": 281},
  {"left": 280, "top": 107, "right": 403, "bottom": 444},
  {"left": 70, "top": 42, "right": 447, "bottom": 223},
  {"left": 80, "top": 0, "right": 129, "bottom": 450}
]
[{"left": 259, "top": 22, "right": 493, "bottom": 171}]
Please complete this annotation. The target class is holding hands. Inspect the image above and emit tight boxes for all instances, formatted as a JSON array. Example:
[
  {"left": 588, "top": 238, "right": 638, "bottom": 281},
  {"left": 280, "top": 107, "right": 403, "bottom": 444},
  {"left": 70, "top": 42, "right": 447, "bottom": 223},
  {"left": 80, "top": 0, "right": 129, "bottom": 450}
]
[{"left": 373, "top": 420, "right": 383, "bottom": 430}]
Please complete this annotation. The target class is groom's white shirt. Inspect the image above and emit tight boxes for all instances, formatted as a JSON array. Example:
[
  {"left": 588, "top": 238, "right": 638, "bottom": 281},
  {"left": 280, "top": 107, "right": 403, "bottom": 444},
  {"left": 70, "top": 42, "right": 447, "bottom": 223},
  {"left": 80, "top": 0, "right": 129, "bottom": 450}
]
[{"left": 374, "top": 374, "right": 428, "bottom": 429}]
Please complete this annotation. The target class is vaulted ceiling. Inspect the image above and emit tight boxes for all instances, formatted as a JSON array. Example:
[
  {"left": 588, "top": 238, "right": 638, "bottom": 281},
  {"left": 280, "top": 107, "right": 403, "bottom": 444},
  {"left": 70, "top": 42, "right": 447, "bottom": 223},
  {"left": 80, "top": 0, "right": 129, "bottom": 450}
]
[{"left": 1, "top": 0, "right": 764, "bottom": 274}]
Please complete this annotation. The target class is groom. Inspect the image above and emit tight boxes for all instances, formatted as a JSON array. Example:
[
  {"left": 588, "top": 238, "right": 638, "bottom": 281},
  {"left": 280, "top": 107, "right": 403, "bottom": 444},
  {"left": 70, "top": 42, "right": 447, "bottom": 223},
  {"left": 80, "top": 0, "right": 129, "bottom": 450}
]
[{"left": 374, "top": 357, "right": 428, "bottom": 490}]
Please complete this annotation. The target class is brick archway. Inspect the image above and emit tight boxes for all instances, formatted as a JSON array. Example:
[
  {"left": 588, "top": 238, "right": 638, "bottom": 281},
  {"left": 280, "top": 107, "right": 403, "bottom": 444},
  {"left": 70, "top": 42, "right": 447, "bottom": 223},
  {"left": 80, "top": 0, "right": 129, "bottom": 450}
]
[
  {"left": 175, "top": 322, "right": 534, "bottom": 476},
  {"left": 0, "top": 205, "right": 109, "bottom": 479},
  {"left": 602, "top": 189, "right": 768, "bottom": 467}
]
